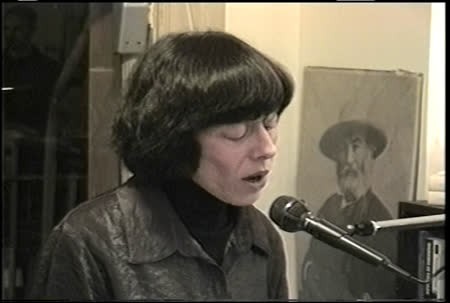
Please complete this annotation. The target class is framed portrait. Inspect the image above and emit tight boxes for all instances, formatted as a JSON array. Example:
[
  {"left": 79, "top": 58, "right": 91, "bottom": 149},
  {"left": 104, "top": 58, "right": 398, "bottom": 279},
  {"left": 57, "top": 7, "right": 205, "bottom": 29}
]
[{"left": 296, "top": 66, "right": 423, "bottom": 300}]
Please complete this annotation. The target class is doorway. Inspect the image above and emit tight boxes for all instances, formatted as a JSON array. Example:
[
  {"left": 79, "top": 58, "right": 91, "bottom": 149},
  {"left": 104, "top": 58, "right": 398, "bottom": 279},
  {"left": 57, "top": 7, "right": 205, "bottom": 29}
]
[{"left": 2, "top": 3, "right": 121, "bottom": 299}]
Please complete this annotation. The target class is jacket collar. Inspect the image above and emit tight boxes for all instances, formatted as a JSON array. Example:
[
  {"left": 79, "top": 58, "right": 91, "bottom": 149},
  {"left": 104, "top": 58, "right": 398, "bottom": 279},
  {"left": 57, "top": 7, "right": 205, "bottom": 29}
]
[
  {"left": 228, "top": 206, "right": 271, "bottom": 256},
  {"left": 117, "top": 177, "right": 271, "bottom": 264}
]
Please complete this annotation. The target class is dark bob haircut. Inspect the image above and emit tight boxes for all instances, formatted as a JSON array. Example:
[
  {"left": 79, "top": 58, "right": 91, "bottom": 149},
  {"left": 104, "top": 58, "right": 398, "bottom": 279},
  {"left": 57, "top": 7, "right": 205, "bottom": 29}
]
[{"left": 112, "top": 31, "right": 294, "bottom": 182}]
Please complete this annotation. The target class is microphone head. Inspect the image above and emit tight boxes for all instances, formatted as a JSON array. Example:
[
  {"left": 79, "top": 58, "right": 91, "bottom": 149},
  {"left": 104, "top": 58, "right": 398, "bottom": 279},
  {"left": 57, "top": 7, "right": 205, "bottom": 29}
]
[{"left": 269, "top": 195, "right": 310, "bottom": 232}]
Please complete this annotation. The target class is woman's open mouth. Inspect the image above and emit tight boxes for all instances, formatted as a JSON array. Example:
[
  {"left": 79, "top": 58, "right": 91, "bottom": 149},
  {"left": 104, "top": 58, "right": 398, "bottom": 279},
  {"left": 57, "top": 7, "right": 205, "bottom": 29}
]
[{"left": 242, "top": 170, "right": 269, "bottom": 183}]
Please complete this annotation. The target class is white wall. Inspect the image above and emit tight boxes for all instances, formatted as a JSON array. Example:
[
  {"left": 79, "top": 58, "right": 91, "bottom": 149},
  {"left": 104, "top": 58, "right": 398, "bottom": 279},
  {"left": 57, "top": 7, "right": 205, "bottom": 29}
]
[
  {"left": 225, "top": 3, "right": 432, "bottom": 299},
  {"left": 426, "top": 3, "right": 445, "bottom": 179}
]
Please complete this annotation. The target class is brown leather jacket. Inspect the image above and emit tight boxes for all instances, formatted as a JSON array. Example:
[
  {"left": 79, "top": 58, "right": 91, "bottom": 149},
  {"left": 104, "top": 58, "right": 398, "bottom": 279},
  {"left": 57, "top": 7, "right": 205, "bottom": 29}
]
[{"left": 28, "top": 177, "right": 288, "bottom": 300}]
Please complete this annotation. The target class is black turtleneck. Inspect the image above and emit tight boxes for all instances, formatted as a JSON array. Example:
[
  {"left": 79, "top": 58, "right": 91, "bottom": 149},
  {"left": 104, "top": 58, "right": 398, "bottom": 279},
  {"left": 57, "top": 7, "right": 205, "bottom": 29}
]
[{"left": 162, "top": 178, "right": 239, "bottom": 265}]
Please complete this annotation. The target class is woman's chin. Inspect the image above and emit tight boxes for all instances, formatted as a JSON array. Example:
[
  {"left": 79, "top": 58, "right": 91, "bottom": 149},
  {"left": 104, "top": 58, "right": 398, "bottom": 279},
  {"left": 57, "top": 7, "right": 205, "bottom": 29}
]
[{"left": 229, "top": 193, "right": 260, "bottom": 207}]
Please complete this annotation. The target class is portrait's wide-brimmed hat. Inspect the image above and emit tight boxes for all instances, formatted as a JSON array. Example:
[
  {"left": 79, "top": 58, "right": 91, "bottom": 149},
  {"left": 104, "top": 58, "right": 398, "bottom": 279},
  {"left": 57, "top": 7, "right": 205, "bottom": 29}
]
[{"left": 319, "top": 119, "right": 387, "bottom": 161}]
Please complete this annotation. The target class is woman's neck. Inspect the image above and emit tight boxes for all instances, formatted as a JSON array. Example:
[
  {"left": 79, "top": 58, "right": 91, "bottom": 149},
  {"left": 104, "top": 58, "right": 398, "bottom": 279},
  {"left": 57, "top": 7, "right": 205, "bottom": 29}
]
[
  {"left": 162, "top": 178, "right": 239, "bottom": 265},
  {"left": 162, "top": 178, "right": 237, "bottom": 231}
]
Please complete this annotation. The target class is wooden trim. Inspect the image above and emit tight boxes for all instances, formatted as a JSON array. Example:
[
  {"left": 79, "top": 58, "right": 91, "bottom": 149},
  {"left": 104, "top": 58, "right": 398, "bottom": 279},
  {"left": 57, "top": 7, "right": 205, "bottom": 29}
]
[{"left": 87, "top": 3, "right": 121, "bottom": 198}]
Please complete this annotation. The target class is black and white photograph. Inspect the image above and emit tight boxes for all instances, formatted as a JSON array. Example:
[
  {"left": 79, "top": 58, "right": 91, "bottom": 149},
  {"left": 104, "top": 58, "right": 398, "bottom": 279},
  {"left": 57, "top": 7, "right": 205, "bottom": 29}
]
[{"left": 296, "top": 66, "right": 424, "bottom": 300}]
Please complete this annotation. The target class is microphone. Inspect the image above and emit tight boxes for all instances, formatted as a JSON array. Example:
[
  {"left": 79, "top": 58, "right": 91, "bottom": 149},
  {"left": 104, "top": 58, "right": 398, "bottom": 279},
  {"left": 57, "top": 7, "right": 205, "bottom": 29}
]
[{"left": 269, "top": 195, "right": 429, "bottom": 284}]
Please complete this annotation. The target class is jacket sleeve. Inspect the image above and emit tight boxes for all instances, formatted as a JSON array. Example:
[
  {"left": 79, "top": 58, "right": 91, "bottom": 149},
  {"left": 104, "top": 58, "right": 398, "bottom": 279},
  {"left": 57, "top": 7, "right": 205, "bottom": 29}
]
[
  {"left": 268, "top": 228, "right": 289, "bottom": 299},
  {"left": 27, "top": 225, "right": 112, "bottom": 300}
]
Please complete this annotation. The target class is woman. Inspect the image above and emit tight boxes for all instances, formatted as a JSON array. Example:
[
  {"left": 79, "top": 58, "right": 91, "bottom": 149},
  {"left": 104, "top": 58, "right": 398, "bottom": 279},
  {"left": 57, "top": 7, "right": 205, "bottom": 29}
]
[{"left": 29, "top": 30, "right": 294, "bottom": 300}]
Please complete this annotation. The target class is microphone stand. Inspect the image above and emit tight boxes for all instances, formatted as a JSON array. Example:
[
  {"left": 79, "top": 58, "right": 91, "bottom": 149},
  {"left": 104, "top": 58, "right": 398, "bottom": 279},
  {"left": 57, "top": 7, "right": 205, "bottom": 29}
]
[
  {"left": 345, "top": 214, "right": 446, "bottom": 285},
  {"left": 346, "top": 214, "right": 445, "bottom": 237},
  {"left": 270, "top": 196, "right": 444, "bottom": 285}
]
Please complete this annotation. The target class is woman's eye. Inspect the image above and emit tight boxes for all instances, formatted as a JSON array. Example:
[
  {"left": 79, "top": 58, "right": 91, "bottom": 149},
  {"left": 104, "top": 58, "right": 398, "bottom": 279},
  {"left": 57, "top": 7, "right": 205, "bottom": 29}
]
[
  {"left": 222, "top": 123, "right": 248, "bottom": 140},
  {"left": 263, "top": 113, "right": 279, "bottom": 130}
]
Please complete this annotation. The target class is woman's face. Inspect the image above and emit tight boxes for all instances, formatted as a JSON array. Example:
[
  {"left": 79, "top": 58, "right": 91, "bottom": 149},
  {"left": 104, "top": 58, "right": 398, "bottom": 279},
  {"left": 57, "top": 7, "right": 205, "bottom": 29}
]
[{"left": 192, "top": 113, "right": 279, "bottom": 206}]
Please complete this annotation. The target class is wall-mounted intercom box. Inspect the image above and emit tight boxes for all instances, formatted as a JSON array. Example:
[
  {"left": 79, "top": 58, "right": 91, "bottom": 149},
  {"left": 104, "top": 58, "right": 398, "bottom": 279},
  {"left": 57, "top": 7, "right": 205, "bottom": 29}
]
[{"left": 113, "top": 3, "right": 150, "bottom": 54}]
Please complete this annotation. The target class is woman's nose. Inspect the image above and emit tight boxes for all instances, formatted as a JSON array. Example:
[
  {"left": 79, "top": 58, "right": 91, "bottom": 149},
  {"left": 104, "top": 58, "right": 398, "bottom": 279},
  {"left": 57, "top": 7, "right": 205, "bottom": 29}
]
[{"left": 252, "top": 127, "right": 277, "bottom": 160}]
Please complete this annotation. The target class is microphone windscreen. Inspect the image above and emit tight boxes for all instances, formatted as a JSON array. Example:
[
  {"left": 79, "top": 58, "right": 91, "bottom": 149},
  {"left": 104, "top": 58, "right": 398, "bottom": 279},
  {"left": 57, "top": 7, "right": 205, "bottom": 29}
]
[{"left": 269, "top": 196, "right": 309, "bottom": 232}]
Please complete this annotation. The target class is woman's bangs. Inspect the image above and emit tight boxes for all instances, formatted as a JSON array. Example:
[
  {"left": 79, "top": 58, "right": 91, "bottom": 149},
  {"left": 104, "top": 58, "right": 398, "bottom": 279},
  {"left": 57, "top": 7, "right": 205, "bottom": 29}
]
[{"left": 204, "top": 60, "right": 291, "bottom": 125}]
